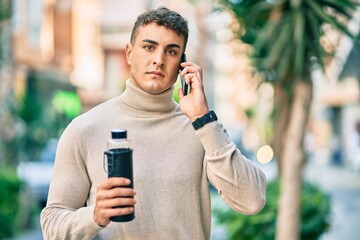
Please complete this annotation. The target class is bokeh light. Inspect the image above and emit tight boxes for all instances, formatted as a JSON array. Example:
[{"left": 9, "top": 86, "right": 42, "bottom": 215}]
[{"left": 256, "top": 145, "right": 274, "bottom": 164}]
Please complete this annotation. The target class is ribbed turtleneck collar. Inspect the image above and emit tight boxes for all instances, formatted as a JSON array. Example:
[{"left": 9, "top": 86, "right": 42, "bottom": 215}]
[{"left": 119, "top": 80, "right": 176, "bottom": 114}]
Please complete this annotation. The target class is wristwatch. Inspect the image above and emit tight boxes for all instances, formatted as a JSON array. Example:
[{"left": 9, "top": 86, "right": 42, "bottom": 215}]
[{"left": 192, "top": 110, "right": 218, "bottom": 130}]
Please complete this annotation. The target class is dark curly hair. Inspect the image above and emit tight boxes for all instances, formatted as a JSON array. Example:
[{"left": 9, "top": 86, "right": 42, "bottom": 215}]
[{"left": 130, "top": 6, "right": 189, "bottom": 51}]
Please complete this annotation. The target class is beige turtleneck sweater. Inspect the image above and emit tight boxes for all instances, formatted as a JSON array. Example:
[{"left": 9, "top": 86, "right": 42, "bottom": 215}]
[{"left": 40, "top": 81, "right": 266, "bottom": 240}]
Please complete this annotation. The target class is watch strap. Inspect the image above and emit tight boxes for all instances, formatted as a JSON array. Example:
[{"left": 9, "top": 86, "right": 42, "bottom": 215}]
[{"left": 192, "top": 110, "right": 218, "bottom": 130}]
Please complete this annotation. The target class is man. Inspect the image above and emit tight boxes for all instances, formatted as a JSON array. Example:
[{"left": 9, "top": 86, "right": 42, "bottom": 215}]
[{"left": 40, "top": 6, "right": 266, "bottom": 239}]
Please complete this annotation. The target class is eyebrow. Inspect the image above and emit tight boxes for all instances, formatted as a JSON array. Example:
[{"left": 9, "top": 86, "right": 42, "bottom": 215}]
[{"left": 142, "top": 39, "right": 181, "bottom": 49}]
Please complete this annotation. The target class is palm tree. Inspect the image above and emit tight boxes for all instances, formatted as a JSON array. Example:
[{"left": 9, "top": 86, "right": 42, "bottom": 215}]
[{"left": 217, "top": 0, "right": 359, "bottom": 239}]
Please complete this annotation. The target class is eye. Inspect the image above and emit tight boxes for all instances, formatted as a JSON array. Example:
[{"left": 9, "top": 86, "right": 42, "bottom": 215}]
[
  {"left": 166, "top": 49, "right": 177, "bottom": 56},
  {"left": 144, "top": 45, "right": 154, "bottom": 51}
]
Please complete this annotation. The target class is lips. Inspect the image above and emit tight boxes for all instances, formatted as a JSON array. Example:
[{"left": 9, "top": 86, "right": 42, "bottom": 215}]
[{"left": 147, "top": 70, "right": 165, "bottom": 77}]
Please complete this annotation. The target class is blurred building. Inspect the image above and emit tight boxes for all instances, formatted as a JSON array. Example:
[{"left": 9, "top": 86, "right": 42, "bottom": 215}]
[
  {"left": 0, "top": 0, "right": 213, "bottom": 165},
  {"left": 312, "top": 8, "right": 360, "bottom": 169},
  {"left": 5, "top": 0, "right": 359, "bottom": 168},
  {"left": 10, "top": 0, "right": 215, "bottom": 110},
  {"left": 0, "top": 0, "right": 13, "bottom": 102}
]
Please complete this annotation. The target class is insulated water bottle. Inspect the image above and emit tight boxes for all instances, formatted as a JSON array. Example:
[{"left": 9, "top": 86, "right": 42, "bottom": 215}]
[{"left": 104, "top": 129, "right": 134, "bottom": 222}]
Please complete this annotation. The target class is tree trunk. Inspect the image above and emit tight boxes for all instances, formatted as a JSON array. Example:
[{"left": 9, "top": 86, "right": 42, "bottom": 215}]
[
  {"left": 272, "top": 85, "right": 291, "bottom": 175},
  {"left": 276, "top": 80, "right": 313, "bottom": 240}
]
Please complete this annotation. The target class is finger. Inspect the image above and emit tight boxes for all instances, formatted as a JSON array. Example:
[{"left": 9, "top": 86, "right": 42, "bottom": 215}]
[
  {"left": 98, "top": 196, "right": 137, "bottom": 208},
  {"left": 185, "top": 73, "right": 193, "bottom": 85},
  {"left": 181, "top": 66, "right": 198, "bottom": 76},
  {"left": 108, "top": 206, "right": 135, "bottom": 217},
  {"left": 185, "top": 73, "right": 202, "bottom": 88},
  {"left": 110, "top": 187, "right": 136, "bottom": 198},
  {"left": 98, "top": 187, "right": 136, "bottom": 200},
  {"left": 188, "top": 68, "right": 202, "bottom": 84},
  {"left": 97, "top": 206, "right": 134, "bottom": 219},
  {"left": 180, "top": 62, "right": 200, "bottom": 70},
  {"left": 99, "top": 178, "right": 131, "bottom": 190}
]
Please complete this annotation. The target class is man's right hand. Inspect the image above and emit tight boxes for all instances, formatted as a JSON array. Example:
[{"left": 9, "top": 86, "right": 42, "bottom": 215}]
[{"left": 93, "top": 177, "right": 136, "bottom": 227}]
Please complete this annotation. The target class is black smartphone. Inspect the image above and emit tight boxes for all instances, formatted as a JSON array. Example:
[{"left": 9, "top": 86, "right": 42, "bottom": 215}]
[{"left": 179, "top": 53, "right": 188, "bottom": 96}]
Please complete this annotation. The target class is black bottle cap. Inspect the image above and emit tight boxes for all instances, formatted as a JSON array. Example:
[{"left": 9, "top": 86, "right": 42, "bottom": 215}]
[{"left": 111, "top": 129, "right": 127, "bottom": 139}]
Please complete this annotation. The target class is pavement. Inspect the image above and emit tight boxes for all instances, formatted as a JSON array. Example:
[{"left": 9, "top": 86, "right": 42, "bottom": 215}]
[
  {"left": 261, "top": 160, "right": 360, "bottom": 240},
  {"left": 8, "top": 161, "right": 360, "bottom": 240},
  {"left": 7, "top": 227, "right": 43, "bottom": 240},
  {"left": 304, "top": 162, "right": 360, "bottom": 240}
]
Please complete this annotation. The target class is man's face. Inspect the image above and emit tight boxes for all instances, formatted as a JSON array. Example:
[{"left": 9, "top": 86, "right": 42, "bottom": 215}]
[{"left": 125, "top": 22, "right": 185, "bottom": 94}]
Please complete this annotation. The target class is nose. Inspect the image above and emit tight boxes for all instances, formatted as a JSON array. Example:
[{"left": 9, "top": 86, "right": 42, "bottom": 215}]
[{"left": 153, "top": 51, "right": 165, "bottom": 67}]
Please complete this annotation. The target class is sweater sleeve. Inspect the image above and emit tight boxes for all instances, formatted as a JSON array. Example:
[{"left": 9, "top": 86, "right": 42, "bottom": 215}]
[
  {"left": 40, "top": 121, "right": 103, "bottom": 240},
  {"left": 196, "top": 121, "right": 267, "bottom": 215}
]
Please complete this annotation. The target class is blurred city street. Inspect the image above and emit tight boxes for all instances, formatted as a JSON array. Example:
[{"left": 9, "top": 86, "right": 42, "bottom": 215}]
[{"left": 1, "top": 1, "right": 360, "bottom": 240}]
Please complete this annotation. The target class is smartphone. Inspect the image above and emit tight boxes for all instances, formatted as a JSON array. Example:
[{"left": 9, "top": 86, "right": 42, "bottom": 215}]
[{"left": 179, "top": 53, "right": 188, "bottom": 96}]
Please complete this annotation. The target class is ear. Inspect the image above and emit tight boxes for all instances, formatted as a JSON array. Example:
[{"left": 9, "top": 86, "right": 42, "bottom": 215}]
[{"left": 125, "top": 43, "right": 133, "bottom": 65}]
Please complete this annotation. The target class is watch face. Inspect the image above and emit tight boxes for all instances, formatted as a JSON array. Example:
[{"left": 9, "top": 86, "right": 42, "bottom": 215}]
[{"left": 208, "top": 111, "right": 217, "bottom": 120}]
